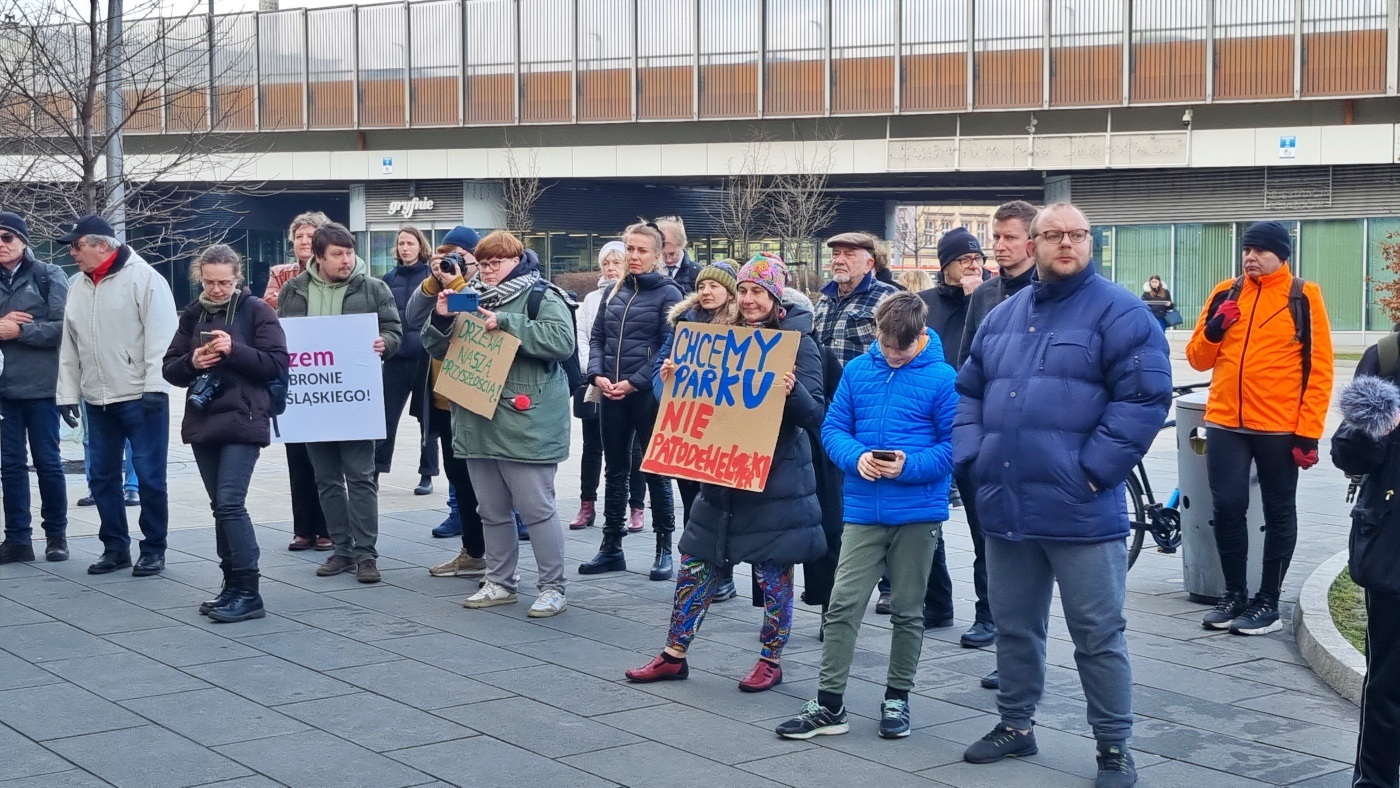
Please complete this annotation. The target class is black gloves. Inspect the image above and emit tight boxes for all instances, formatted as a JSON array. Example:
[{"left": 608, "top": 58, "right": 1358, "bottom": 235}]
[{"left": 59, "top": 405, "right": 80, "bottom": 428}]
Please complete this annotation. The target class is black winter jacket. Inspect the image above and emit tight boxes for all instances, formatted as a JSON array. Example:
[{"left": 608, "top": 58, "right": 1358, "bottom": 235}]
[
  {"left": 957, "top": 264, "right": 1036, "bottom": 368},
  {"left": 678, "top": 302, "right": 829, "bottom": 567},
  {"left": 382, "top": 261, "right": 433, "bottom": 360},
  {"left": 919, "top": 282, "right": 970, "bottom": 367},
  {"left": 1332, "top": 348, "right": 1400, "bottom": 594},
  {"left": 0, "top": 251, "right": 68, "bottom": 399},
  {"left": 162, "top": 290, "right": 290, "bottom": 447},
  {"left": 588, "top": 270, "right": 683, "bottom": 392}
]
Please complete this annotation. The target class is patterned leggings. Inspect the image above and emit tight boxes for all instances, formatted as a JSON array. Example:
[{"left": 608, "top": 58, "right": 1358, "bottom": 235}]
[{"left": 666, "top": 554, "right": 794, "bottom": 661}]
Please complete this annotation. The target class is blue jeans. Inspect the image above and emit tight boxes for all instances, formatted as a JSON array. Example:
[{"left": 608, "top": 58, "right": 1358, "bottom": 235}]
[
  {"left": 87, "top": 398, "right": 169, "bottom": 556},
  {"left": 191, "top": 443, "right": 261, "bottom": 573},
  {"left": 1, "top": 398, "right": 67, "bottom": 544},
  {"left": 83, "top": 407, "right": 138, "bottom": 494},
  {"left": 985, "top": 536, "right": 1132, "bottom": 747}
]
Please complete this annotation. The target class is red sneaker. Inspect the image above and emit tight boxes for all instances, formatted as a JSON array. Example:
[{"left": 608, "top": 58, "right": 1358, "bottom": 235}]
[
  {"left": 739, "top": 659, "right": 783, "bottom": 693},
  {"left": 625, "top": 654, "right": 688, "bottom": 683}
]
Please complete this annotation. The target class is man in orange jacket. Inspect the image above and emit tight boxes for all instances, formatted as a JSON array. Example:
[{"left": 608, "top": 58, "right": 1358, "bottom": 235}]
[{"left": 1186, "top": 221, "right": 1333, "bottom": 636}]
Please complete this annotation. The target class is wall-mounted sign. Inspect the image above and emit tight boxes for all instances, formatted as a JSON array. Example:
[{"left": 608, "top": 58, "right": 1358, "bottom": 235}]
[
  {"left": 1279, "top": 136, "right": 1297, "bottom": 160},
  {"left": 382, "top": 156, "right": 394, "bottom": 174},
  {"left": 387, "top": 197, "right": 435, "bottom": 218}
]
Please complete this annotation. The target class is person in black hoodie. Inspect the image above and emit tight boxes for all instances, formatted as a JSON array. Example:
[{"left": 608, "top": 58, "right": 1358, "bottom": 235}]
[
  {"left": 376, "top": 225, "right": 439, "bottom": 495},
  {"left": 581, "top": 221, "right": 684, "bottom": 579},
  {"left": 1331, "top": 365, "right": 1400, "bottom": 788},
  {"left": 163, "top": 245, "right": 290, "bottom": 622}
]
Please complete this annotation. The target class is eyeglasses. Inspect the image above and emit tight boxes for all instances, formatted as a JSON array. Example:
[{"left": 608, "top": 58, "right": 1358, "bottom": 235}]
[
  {"left": 0, "top": 234, "right": 18, "bottom": 245},
  {"left": 477, "top": 257, "right": 517, "bottom": 272},
  {"left": 1035, "top": 229, "right": 1091, "bottom": 244},
  {"left": 951, "top": 253, "right": 986, "bottom": 266},
  {"left": 201, "top": 279, "right": 236, "bottom": 290}
]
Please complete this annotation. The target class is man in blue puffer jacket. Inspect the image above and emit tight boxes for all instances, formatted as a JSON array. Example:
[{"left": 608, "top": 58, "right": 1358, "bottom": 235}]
[
  {"left": 775, "top": 292, "right": 958, "bottom": 742},
  {"left": 954, "top": 203, "right": 1170, "bottom": 788}
]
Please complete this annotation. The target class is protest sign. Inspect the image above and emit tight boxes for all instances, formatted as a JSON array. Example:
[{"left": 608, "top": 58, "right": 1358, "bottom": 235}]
[
  {"left": 433, "top": 312, "right": 521, "bottom": 419},
  {"left": 274, "top": 314, "right": 386, "bottom": 443},
  {"left": 641, "top": 323, "right": 799, "bottom": 492}
]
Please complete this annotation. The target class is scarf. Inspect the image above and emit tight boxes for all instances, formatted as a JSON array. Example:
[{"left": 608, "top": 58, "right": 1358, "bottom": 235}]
[
  {"left": 474, "top": 267, "right": 541, "bottom": 311},
  {"left": 306, "top": 257, "right": 367, "bottom": 317},
  {"left": 198, "top": 291, "right": 232, "bottom": 312}
]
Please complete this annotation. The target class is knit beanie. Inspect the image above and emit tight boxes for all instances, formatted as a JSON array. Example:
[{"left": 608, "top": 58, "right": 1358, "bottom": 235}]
[
  {"left": 0, "top": 212, "right": 29, "bottom": 246},
  {"left": 597, "top": 240, "right": 626, "bottom": 266},
  {"left": 737, "top": 253, "right": 787, "bottom": 301},
  {"left": 1240, "top": 221, "right": 1291, "bottom": 261},
  {"left": 694, "top": 260, "right": 738, "bottom": 297},
  {"left": 937, "top": 226, "right": 982, "bottom": 267},
  {"left": 441, "top": 225, "right": 480, "bottom": 252}
]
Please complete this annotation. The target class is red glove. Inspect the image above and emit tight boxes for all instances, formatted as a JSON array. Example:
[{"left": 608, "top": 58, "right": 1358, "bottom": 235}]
[
  {"left": 1204, "top": 299, "right": 1242, "bottom": 342},
  {"left": 1292, "top": 443, "right": 1319, "bottom": 470}
]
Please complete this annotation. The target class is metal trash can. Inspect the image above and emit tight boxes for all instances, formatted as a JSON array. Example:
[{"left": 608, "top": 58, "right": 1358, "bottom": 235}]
[{"left": 1175, "top": 393, "right": 1265, "bottom": 603}]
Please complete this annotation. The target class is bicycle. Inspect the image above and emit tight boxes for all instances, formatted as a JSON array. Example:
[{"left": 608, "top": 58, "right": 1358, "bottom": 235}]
[{"left": 1125, "top": 382, "right": 1210, "bottom": 569}]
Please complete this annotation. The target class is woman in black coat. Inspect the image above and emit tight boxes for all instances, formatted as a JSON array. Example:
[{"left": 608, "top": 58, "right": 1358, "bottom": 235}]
[
  {"left": 580, "top": 221, "right": 684, "bottom": 580},
  {"left": 1142, "top": 274, "right": 1173, "bottom": 331},
  {"left": 376, "top": 225, "right": 438, "bottom": 493},
  {"left": 163, "top": 245, "right": 289, "bottom": 623},
  {"left": 625, "top": 253, "right": 826, "bottom": 694}
]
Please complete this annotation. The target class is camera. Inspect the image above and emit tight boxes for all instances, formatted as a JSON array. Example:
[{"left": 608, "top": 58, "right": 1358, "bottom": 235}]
[
  {"left": 1182, "top": 109, "right": 1193, "bottom": 128},
  {"left": 187, "top": 373, "right": 223, "bottom": 411},
  {"left": 439, "top": 251, "right": 465, "bottom": 274}
]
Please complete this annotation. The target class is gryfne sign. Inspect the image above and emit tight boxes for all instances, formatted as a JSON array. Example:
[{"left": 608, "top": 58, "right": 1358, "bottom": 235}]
[{"left": 387, "top": 197, "right": 435, "bottom": 219}]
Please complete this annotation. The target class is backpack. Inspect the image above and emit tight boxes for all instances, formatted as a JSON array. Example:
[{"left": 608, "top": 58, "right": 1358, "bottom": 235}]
[
  {"left": 1378, "top": 333, "right": 1400, "bottom": 379},
  {"left": 230, "top": 295, "right": 291, "bottom": 436},
  {"left": 525, "top": 280, "right": 586, "bottom": 391},
  {"left": 1206, "top": 274, "right": 1312, "bottom": 400}
]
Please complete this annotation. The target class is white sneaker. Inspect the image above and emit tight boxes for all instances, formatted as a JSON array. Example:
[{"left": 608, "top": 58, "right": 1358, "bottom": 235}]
[
  {"left": 528, "top": 589, "right": 567, "bottom": 618},
  {"left": 462, "top": 580, "right": 517, "bottom": 609}
]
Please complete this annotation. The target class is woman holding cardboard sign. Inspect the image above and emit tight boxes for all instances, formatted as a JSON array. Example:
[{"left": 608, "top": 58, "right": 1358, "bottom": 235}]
[
  {"left": 625, "top": 253, "right": 827, "bottom": 693},
  {"left": 580, "top": 222, "right": 684, "bottom": 581}
]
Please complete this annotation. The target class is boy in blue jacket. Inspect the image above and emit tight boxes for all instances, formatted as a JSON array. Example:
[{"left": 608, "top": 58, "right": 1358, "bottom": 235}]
[{"left": 776, "top": 292, "right": 958, "bottom": 741}]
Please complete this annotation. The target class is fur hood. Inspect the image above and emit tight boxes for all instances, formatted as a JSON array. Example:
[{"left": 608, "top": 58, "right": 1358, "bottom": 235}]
[
  {"left": 667, "top": 290, "right": 739, "bottom": 327},
  {"left": 1341, "top": 375, "right": 1400, "bottom": 440},
  {"left": 783, "top": 286, "right": 815, "bottom": 313}
]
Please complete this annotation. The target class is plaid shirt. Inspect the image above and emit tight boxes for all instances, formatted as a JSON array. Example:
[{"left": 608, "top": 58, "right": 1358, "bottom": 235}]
[{"left": 813, "top": 273, "right": 898, "bottom": 366}]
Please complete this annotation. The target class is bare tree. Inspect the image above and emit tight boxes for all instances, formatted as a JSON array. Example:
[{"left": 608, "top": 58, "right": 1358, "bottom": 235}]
[
  {"left": 768, "top": 132, "right": 840, "bottom": 293},
  {"left": 499, "top": 136, "right": 548, "bottom": 235},
  {"left": 891, "top": 205, "right": 937, "bottom": 271},
  {"left": 706, "top": 130, "right": 772, "bottom": 260},
  {"left": 0, "top": 0, "right": 264, "bottom": 260}
]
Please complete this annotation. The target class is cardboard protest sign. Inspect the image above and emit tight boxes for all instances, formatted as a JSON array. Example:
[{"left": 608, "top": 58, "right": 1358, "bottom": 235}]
[
  {"left": 641, "top": 323, "right": 799, "bottom": 492},
  {"left": 433, "top": 312, "right": 521, "bottom": 419},
  {"left": 274, "top": 314, "right": 387, "bottom": 443}
]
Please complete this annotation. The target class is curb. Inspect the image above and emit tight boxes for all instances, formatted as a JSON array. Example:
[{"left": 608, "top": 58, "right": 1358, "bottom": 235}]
[{"left": 1294, "top": 548, "right": 1365, "bottom": 705}]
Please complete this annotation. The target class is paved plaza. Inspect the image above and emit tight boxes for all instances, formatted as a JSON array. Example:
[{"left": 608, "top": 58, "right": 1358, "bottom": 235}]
[{"left": 0, "top": 354, "right": 1369, "bottom": 787}]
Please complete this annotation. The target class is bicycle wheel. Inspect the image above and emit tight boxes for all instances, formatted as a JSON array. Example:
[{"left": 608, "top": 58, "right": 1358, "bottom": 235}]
[{"left": 1125, "top": 472, "right": 1147, "bottom": 569}]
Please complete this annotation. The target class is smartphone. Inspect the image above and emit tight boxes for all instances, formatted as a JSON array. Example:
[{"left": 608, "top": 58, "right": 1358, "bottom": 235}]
[
  {"left": 446, "top": 291, "right": 479, "bottom": 313},
  {"left": 871, "top": 450, "right": 897, "bottom": 461},
  {"left": 199, "top": 331, "right": 216, "bottom": 345}
]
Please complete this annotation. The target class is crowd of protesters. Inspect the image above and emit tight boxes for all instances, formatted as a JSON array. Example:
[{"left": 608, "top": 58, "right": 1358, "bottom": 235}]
[{"left": 6, "top": 199, "right": 1398, "bottom": 788}]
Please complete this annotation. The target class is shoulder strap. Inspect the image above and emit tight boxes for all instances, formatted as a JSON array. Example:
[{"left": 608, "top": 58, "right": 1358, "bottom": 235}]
[
  {"left": 1379, "top": 333, "right": 1400, "bottom": 379},
  {"left": 1206, "top": 275, "right": 1246, "bottom": 320},
  {"left": 1290, "top": 276, "right": 1312, "bottom": 406},
  {"left": 527, "top": 280, "right": 548, "bottom": 320}
]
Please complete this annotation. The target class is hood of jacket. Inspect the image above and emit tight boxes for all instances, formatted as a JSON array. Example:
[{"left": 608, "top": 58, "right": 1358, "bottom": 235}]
[{"left": 668, "top": 290, "right": 739, "bottom": 327}]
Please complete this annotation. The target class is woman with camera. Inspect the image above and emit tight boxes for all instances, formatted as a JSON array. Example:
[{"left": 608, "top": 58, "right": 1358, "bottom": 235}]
[
  {"left": 163, "top": 245, "right": 289, "bottom": 622},
  {"left": 377, "top": 225, "right": 439, "bottom": 495}
]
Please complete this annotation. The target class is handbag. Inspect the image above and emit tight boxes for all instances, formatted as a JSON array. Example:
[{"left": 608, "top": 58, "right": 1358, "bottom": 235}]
[
  {"left": 572, "top": 384, "right": 599, "bottom": 420},
  {"left": 1162, "top": 308, "right": 1184, "bottom": 328}
]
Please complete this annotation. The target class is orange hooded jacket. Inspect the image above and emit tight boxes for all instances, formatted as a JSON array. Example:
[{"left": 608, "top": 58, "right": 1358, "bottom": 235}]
[{"left": 1184, "top": 265, "right": 1333, "bottom": 440}]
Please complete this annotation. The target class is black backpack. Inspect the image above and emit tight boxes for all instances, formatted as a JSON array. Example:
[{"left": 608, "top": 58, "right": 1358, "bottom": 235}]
[
  {"left": 1206, "top": 274, "right": 1312, "bottom": 401},
  {"left": 231, "top": 295, "right": 291, "bottom": 436},
  {"left": 525, "top": 280, "right": 586, "bottom": 391}
]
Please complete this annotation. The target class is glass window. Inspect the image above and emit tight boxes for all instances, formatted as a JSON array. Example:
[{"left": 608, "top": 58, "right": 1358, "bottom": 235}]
[
  {"left": 367, "top": 230, "right": 397, "bottom": 277},
  {"left": 1298, "top": 219, "right": 1363, "bottom": 331},
  {"left": 1111, "top": 225, "right": 1170, "bottom": 294},
  {"left": 1173, "top": 223, "right": 1234, "bottom": 330},
  {"left": 1367, "top": 217, "right": 1400, "bottom": 331}
]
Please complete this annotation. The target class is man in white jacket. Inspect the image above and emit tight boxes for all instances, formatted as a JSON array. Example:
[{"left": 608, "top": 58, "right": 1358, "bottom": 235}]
[{"left": 55, "top": 215, "right": 178, "bottom": 577}]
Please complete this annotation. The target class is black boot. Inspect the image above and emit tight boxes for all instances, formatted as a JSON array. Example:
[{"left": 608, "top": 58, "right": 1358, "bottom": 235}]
[
  {"left": 579, "top": 531, "right": 626, "bottom": 575},
  {"left": 199, "top": 563, "right": 234, "bottom": 616},
  {"left": 208, "top": 570, "right": 265, "bottom": 623},
  {"left": 649, "top": 532, "right": 673, "bottom": 581}
]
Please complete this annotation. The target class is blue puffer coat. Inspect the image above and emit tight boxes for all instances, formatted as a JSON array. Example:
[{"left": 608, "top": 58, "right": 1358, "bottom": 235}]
[
  {"left": 822, "top": 328, "right": 959, "bottom": 526},
  {"left": 953, "top": 265, "right": 1172, "bottom": 543},
  {"left": 588, "top": 270, "right": 683, "bottom": 392}
]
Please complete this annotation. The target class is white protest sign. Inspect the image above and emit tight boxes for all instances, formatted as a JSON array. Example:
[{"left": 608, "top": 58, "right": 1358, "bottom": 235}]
[{"left": 273, "top": 314, "right": 386, "bottom": 443}]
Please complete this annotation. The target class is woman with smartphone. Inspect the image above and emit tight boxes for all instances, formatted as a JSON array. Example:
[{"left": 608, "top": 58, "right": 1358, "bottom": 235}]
[{"left": 163, "top": 245, "right": 289, "bottom": 622}]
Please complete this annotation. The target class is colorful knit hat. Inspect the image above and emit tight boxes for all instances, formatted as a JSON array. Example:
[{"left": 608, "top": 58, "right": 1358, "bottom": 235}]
[
  {"left": 694, "top": 259, "right": 738, "bottom": 296},
  {"left": 737, "top": 252, "right": 787, "bottom": 301}
]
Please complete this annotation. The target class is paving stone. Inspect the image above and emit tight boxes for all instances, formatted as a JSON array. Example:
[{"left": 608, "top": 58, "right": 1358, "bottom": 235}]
[
  {"left": 408, "top": 608, "right": 577, "bottom": 648},
  {"left": 279, "top": 604, "right": 441, "bottom": 641},
  {"left": 20, "top": 587, "right": 177, "bottom": 635},
  {"left": 512, "top": 632, "right": 652, "bottom": 680},
  {"left": 1260, "top": 724, "right": 1361, "bottom": 763},
  {"left": 444, "top": 696, "right": 640, "bottom": 758},
  {"left": 276, "top": 692, "right": 476, "bottom": 752},
  {"left": 186, "top": 611, "right": 310, "bottom": 638},
  {"left": 38, "top": 651, "right": 210, "bottom": 701},
  {"left": 0, "top": 683, "right": 146, "bottom": 741},
  {"left": 916, "top": 757, "right": 1089, "bottom": 788},
  {"left": 1130, "top": 685, "right": 1314, "bottom": 739},
  {"left": 0, "top": 770, "right": 110, "bottom": 787},
  {"left": 564, "top": 740, "right": 774, "bottom": 787},
  {"left": 473, "top": 663, "right": 666, "bottom": 717},
  {"left": 735, "top": 745, "right": 944, "bottom": 787},
  {"left": 1129, "top": 717, "right": 1347, "bottom": 784},
  {"left": 1286, "top": 769, "right": 1358, "bottom": 788},
  {"left": 121, "top": 687, "right": 312, "bottom": 746},
  {"left": 0, "top": 596, "right": 54, "bottom": 626},
  {"left": 809, "top": 723, "right": 968, "bottom": 774},
  {"left": 326, "top": 659, "right": 515, "bottom": 711},
  {"left": 106, "top": 625, "right": 260, "bottom": 668},
  {"left": 1127, "top": 654, "right": 1287, "bottom": 704},
  {"left": 386, "top": 736, "right": 613, "bottom": 788},
  {"left": 234, "top": 628, "right": 399, "bottom": 670},
  {"left": 594, "top": 704, "right": 805, "bottom": 765},
  {"left": 374, "top": 632, "right": 544, "bottom": 675},
  {"left": 183, "top": 655, "right": 358, "bottom": 706},
  {"left": 216, "top": 729, "right": 432, "bottom": 788},
  {"left": 188, "top": 777, "right": 288, "bottom": 788},
  {"left": 1212, "top": 657, "right": 1345, "bottom": 698},
  {"left": 624, "top": 665, "right": 812, "bottom": 723},
  {"left": 46, "top": 725, "right": 250, "bottom": 788},
  {"left": 1234, "top": 690, "right": 1361, "bottom": 732},
  {"left": 0, "top": 621, "right": 126, "bottom": 663},
  {"left": 326, "top": 585, "right": 464, "bottom": 619},
  {"left": 1134, "top": 758, "right": 1275, "bottom": 787},
  {"left": 0, "top": 721, "right": 76, "bottom": 782},
  {"left": 0, "top": 648, "right": 63, "bottom": 691}
]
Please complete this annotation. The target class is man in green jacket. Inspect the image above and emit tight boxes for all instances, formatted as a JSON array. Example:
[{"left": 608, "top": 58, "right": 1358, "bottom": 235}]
[
  {"left": 422, "top": 230, "right": 574, "bottom": 618},
  {"left": 277, "top": 222, "right": 402, "bottom": 584}
]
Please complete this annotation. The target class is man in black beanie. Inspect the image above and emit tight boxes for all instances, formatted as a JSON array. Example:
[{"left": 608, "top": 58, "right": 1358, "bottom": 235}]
[
  {"left": 0, "top": 211, "right": 71, "bottom": 564},
  {"left": 1186, "top": 220, "right": 1334, "bottom": 636}
]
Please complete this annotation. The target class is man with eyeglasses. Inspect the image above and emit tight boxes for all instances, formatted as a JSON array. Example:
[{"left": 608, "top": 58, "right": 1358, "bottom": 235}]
[
  {"left": 0, "top": 212, "right": 71, "bottom": 565},
  {"left": 56, "top": 215, "right": 178, "bottom": 577},
  {"left": 655, "top": 216, "right": 698, "bottom": 293},
  {"left": 955, "top": 203, "right": 1171, "bottom": 787}
]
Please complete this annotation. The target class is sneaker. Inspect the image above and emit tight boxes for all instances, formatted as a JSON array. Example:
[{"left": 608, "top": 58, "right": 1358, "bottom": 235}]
[
  {"left": 1229, "top": 594, "right": 1281, "bottom": 636},
  {"left": 961, "top": 621, "right": 997, "bottom": 648},
  {"left": 1202, "top": 589, "right": 1248, "bottom": 630},
  {"left": 878, "top": 698, "right": 911, "bottom": 739},
  {"left": 738, "top": 659, "right": 782, "bottom": 692},
  {"left": 528, "top": 589, "right": 567, "bottom": 618},
  {"left": 315, "top": 555, "right": 356, "bottom": 576},
  {"left": 462, "top": 580, "right": 517, "bottom": 609},
  {"left": 431, "top": 512, "right": 463, "bottom": 539},
  {"left": 980, "top": 669, "right": 1000, "bottom": 690},
  {"left": 875, "top": 593, "right": 892, "bottom": 615},
  {"left": 625, "top": 654, "right": 688, "bottom": 683},
  {"left": 356, "top": 559, "right": 381, "bottom": 584},
  {"left": 1095, "top": 745, "right": 1138, "bottom": 788},
  {"left": 775, "top": 700, "right": 849, "bottom": 740},
  {"left": 628, "top": 506, "right": 645, "bottom": 533},
  {"left": 429, "top": 549, "right": 487, "bottom": 578},
  {"left": 964, "top": 724, "right": 1038, "bottom": 763}
]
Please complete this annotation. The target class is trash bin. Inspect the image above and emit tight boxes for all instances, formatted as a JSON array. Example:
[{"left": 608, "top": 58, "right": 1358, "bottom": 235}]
[{"left": 1176, "top": 393, "right": 1264, "bottom": 604}]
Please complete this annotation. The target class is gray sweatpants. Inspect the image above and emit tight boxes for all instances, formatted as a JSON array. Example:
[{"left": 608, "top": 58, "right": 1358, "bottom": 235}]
[
  {"left": 466, "top": 458, "right": 567, "bottom": 596},
  {"left": 305, "top": 439, "right": 379, "bottom": 561}
]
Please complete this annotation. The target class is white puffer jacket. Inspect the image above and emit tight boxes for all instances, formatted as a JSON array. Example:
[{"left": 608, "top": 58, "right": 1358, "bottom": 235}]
[{"left": 57, "top": 247, "right": 178, "bottom": 407}]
